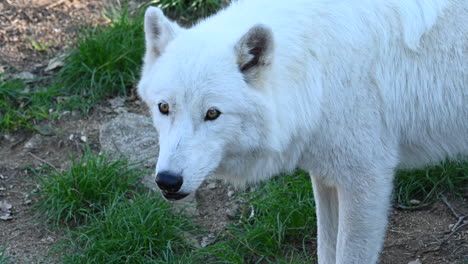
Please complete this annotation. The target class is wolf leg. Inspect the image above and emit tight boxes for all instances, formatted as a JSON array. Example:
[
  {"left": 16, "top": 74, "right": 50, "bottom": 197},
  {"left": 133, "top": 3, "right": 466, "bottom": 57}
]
[
  {"left": 335, "top": 171, "right": 394, "bottom": 264},
  {"left": 311, "top": 175, "right": 339, "bottom": 264}
]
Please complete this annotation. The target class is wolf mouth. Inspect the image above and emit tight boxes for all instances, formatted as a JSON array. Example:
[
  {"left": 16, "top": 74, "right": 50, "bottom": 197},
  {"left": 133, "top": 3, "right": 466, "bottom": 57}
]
[{"left": 162, "top": 191, "right": 190, "bottom": 201}]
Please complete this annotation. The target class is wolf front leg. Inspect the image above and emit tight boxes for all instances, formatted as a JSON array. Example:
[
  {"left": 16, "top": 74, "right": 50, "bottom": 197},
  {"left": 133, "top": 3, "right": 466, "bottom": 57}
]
[
  {"left": 311, "top": 175, "right": 339, "bottom": 264},
  {"left": 335, "top": 171, "right": 394, "bottom": 264}
]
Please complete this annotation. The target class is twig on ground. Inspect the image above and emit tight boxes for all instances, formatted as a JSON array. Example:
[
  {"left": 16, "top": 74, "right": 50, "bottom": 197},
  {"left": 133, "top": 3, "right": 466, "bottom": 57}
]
[
  {"left": 46, "top": 0, "right": 68, "bottom": 10},
  {"left": 441, "top": 195, "right": 467, "bottom": 232},
  {"left": 27, "top": 152, "right": 59, "bottom": 172},
  {"left": 441, "top": 196, "right": 461, "bottom": 218},
  {"left": 423, "top": 196, "right": 468, "bottom": 253}
]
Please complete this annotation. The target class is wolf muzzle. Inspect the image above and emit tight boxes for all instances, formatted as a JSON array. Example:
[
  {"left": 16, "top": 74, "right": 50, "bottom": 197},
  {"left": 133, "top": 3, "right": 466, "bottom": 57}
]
[{"left": 156, "top": 171, "right": 189, "bottom": 200}]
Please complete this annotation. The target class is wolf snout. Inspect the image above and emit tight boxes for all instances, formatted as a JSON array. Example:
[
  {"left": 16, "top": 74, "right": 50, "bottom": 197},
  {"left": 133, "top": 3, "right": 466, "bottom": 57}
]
[{"left": 155, "top": 171, "right": 189, "bottom": 201}]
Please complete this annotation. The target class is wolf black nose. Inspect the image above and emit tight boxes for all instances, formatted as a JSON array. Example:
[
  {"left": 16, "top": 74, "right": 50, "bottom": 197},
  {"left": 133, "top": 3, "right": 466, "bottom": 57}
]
[{"left": 156, "top": 171, "right": 183, "bottom": 193}]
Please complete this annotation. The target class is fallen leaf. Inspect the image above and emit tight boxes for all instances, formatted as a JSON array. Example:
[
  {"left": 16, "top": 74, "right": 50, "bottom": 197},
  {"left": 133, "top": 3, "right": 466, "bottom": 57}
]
[{"left": 45, "top": 54, "right": 66, "bottom": 72}]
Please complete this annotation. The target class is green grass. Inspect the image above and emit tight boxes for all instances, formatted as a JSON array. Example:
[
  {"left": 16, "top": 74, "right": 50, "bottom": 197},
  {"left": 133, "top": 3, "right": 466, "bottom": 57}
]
[
  {"left": 34, "top": 150, "right": 143, "bottom": 226},
  {"left": 203, "top": 170, "right": 316, "bottom": 263},
  {"left": 35, "top": 151, "right": 197, "bottom": 263},
  {"left": 0, "top": 247, "right": 10, "bottom": 264},
  {"left": 0, "top": 77, "right": 62, "bottom": 132},
  {"left": 394, "top": 159, "right": 468, "bottom": 207},
  {"left": 151, "top": 0, "right": 226, "bottom": 25},
  {"left": 55, "top": 7, "right": 145, "bottom": 114},
  {"left": 62, "top": 192, "right": 196, "bottom": 264}
]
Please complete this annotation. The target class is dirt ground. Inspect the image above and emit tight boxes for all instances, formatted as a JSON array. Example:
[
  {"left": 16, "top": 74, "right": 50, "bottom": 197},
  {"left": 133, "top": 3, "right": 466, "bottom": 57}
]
[{"left": 0, "top": 1, "right": 467, "bottom": 263}]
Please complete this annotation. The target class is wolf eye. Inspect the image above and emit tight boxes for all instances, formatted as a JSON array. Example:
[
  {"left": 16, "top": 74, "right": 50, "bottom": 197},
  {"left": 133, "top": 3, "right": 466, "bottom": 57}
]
[
  {"left": 205, "top": 108, "right": 221, "bottom": 121},
  {"left": 158, "top": 102, "right": 169, "bottom": 115}
]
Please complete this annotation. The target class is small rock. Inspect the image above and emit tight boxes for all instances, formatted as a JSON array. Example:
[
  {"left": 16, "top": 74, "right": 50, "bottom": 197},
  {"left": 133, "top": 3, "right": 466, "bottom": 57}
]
[
  {"left": 0, "top": 174, "right": 5, "bottom": 180},
  {"left": 408, "top": 259, "right": 422, "bottom": 264},
  {"left": 0, "top": 187, "right": 6, "bottom": 191},
  {"left": 206, "top": 182, "right": 217, "bottom": 189},
  {"left": 80, "top": 135, "right": 88, "bottom": 143},
  {"left": 226, "top": 205, "right": 239, "bottom": 220},
  {"left": 227, "top": 190, "right": 235, "bottom": 198},
  {"left": 108, "top": 97, "right": 126, "bottom": 109},
  {"left": 409, "top": 199, "right": 421, "bottom": 205},
  {"left": 33, "top": 123, "right": 56, "bottom": 136},
  {"left": 12, "top": 71, "right": 35, "bottom": 80},
  {"left": 200, "top": 234, "right": 217, "bottom": 248},
  {"left": 113, "top": 107, "right": 128, "bottom": 114},
  {"left": 3, "top": 134, "right": 14, "bottom": 142},
  {"left": 0, "top": 200, "right": 12, "bottom": 220},
  {"left": 24, "top": 134, "right": 44, "bottom": 149},
  {"left": 24, "top": 199, "right": 32, "bottom": 205},
  {"left": 99, "top": 113, "right": 159, "bottom": 168},
  {"left": 40, "top": 236, "right": 55, "bottom": 243},
  {"left": 181, "top": 232, "right": 200, "bottom": 248},
  {"left": 69, "top": 134, "right": 74, "bottom": 141}
]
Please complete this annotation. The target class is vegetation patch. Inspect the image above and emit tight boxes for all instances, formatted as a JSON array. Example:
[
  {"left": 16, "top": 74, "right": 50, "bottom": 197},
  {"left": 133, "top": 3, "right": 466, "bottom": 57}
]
[
  {"left": 62, "top": 192, "right": 196, "bottom": 264},
  {"left": 34, "top": 150, "right": 143, "bottom": 226},
  {"left": 395, "top": 159, "right": 468, "bottom": 207},
  {"left": 203, "top": 170, "right": 316, "bottom": 263},
  {"left": 0, "top": 77, "right": 62, "bottom": 132},
  {"left": 56, "top": 7, "right": 145, "bottom": 114},
  {"left": 151, "top": 0, "right": 226, "bottom": 25}
]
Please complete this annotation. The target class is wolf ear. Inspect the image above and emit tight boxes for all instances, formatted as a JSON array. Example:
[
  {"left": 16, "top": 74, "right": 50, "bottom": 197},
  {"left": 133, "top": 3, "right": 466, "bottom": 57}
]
[
  {"left": 143, "top": 7, "right": 182, "bottom": 64},
  {"left": 235, "top": 24, "right": 274, "bottom": 83}
]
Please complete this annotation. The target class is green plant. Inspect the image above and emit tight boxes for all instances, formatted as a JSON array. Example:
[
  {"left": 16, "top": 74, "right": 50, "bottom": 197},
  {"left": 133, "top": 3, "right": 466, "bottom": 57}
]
[
  {"left": 394, "top": 159, "right": 468, "bottom": 207},
  {"left": 61, "top": 192, "right": 196, "bottom": 264},
  {"left": 149, "top": 0, "right": 226, "bottom": 25},
  {"left": 56, "top": 6, "right": 145, "bottom": 114},
  {"left": 0, "top": 77, "right": 61, "bottom": 132},
  {"left": 27, "top": 37, "right": 50, "bottom": 51},
  {"left": 204, "top": 170, "right": 316, "bottom": 263},
  {"left": 34, "top": 151, "right": 143, "bottom": 226}
]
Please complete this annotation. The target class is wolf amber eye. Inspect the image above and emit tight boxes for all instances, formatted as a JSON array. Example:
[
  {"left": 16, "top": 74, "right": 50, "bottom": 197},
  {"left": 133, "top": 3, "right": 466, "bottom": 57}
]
[
  {"left": 158, "top": 102, "right": 169, "bottom": 115},
  {"left": 205, "top": 108, "right": 221, "bottom": 121}
]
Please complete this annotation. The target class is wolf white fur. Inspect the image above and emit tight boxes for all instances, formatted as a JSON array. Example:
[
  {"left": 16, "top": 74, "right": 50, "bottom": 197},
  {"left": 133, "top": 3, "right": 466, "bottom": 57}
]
[{"left": 137, "top": 0, "right": 468, "bottom": 263}]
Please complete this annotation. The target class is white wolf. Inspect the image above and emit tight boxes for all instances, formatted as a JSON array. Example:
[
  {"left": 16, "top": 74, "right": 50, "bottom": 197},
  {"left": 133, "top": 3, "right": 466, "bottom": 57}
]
[{"left": 137, "top": 0, "right": 467, "bottom": 263}]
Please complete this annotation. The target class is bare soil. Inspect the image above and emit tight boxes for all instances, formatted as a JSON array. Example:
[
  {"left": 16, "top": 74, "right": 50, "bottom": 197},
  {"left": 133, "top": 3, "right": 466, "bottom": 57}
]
[{"left": 0, "top": 1, "right": 467, "bottom": 263}]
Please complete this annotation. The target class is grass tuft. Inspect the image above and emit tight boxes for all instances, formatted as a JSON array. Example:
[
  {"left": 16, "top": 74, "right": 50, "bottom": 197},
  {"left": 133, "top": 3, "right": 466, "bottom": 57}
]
[
  {"left": 395, "top": 159, "right": 468, "bottom": 206},
  {"left": 0, "top": 77, "right": 61, "bottom": 132},
  {"left": 150, "top": 0, "right": 226, "bottom": 25},
  {"left": 56, "top": 6, "right": 145, "bottom": 113},
  {"left": 62, "top": 192, "right": 196, "bottom": 264},
  {"left": 204, "top": 170, "right": 316, "bottom": 263},
  {"left": 35, "top": 150, "right": 143, "bottom": 226}
]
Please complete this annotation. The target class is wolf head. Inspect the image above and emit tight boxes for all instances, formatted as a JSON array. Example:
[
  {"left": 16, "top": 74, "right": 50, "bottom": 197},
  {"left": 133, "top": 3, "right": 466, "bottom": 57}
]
[{"left": 137, "top": 7, "right": 280, "bottom": 200}]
